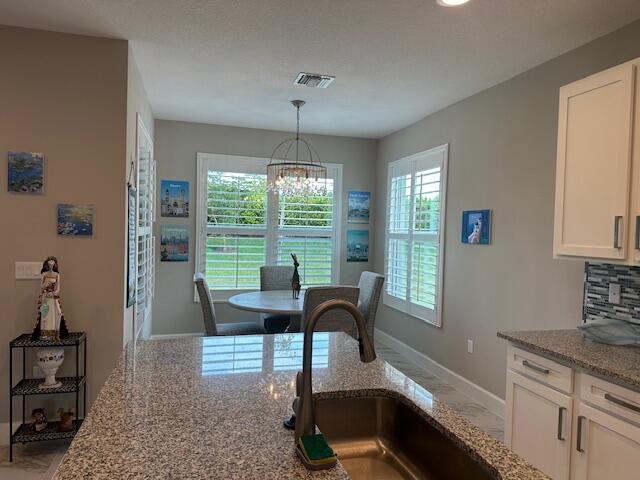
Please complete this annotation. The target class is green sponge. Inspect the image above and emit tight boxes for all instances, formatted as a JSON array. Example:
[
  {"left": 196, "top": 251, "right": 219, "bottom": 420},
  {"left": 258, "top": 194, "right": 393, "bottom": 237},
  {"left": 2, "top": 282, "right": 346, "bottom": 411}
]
[{"left": 298, "top": 433, "right": 337, "bottom": 464}]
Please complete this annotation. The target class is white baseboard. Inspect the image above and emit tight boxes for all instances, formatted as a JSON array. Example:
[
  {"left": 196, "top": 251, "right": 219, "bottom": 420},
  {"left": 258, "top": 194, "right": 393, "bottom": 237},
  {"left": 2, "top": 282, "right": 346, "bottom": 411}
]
[
  {"left": 149, "top": 332, "right": 204, "bottom": 340},
  {"left": 375, "top": 328, "right": 505, "bottom": 418},
  {"left": 0, "top": 422, "right": 20, "bottom": 446}
]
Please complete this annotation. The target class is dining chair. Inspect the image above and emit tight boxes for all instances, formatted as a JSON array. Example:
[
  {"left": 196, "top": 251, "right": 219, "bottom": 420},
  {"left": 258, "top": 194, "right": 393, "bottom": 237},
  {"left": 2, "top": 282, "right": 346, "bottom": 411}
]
[
  {"left": 194, "top": 273, "right": 266, "bottom": 336},
  {"left": 259, "top": 266, "right": 295, "bottom": 334},
  {"left": 298, "top": 286, "right": 360, "bottom": 338},
  {"left": 356, "top": 271, "right": 385, "bottom": 343}
]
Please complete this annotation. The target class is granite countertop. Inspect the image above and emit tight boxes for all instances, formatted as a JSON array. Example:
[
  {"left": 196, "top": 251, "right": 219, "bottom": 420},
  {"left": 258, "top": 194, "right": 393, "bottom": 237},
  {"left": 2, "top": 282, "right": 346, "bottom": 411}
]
[
  {"left": 498, "top": 329, "right": 640, "bottom": 390},
  {"left": 54, "top": 332, "right": 547, "bottom": 480}
]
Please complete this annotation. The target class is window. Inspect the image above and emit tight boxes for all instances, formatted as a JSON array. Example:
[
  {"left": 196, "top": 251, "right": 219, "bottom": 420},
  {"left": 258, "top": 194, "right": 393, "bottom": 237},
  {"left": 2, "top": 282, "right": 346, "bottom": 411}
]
[
  {"left": 136, "top": 115, "right": 155, "bottom": 337},
  {"left": 384, "top": 144, "right": 448, "bottom": 326},
  {"left": 196, "top": 153, "right": 341, "bottom": 292}
]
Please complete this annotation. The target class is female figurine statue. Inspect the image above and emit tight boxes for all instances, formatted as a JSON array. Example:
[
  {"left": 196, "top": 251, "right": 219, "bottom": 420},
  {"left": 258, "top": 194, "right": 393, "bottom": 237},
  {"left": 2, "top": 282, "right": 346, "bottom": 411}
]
[{"left": 31, "top": 256, "right": 69, "bottom": 341}]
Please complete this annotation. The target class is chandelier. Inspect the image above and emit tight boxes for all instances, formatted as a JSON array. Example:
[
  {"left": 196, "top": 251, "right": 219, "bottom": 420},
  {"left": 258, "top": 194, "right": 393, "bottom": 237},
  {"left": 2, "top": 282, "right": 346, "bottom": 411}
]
[{"left": 266, "top": 100, "right": 327, "bottom": 196}]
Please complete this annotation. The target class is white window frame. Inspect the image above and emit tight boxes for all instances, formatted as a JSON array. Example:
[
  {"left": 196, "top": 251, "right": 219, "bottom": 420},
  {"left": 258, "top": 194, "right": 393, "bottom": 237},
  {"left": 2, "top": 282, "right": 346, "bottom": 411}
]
[
  {"left": 383, "top": 144, "right": 448, "bottom": 327},
  {"left": 195, "top": 152, "right": 342, "bottom": 298}
]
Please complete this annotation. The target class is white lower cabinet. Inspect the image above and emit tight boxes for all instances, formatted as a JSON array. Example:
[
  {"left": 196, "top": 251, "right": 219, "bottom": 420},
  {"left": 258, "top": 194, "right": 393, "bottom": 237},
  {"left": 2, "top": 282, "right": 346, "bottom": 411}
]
[
  {"left": 506, "top": 370, "right": 572, "bottom": 480},
  {"left": 506, "top": 346, "right": 640, "bottom": 479},
  {"left": 571, "top": 402, "right": 640, "bottom": 480}
]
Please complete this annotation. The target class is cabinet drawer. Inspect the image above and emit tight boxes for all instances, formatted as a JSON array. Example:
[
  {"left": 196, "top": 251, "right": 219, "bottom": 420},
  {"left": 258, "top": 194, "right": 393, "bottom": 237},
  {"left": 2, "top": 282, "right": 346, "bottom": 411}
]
[
  {"left": 579, "top": 373, "right": 640, "bottom": 425},
  {"left": 507, "top": 346, "right": 573, "bottom": 394}
]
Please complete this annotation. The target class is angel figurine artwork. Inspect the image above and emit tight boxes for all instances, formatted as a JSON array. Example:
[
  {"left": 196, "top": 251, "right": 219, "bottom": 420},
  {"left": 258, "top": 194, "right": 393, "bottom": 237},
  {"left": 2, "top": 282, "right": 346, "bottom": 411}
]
[{"left": 31, "top": 256, "right": 69, "bottom": 341}]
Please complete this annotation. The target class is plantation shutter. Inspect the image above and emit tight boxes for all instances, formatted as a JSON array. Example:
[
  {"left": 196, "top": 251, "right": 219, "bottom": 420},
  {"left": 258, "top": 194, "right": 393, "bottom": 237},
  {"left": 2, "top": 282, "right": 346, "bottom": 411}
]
[
  {"left": 384, "top": 145, "right": 448, "bottom": 326},
  {"left": 205, "top": 171, "right": 267, "bottom": 289},
  {"left": 273, "top": 176, "right": 336, "bottom": 287},
  {"left": 136, "top": 119, "right": 155, "bottom": 335},
  {"left": 197, "top": 154, "right": 341, "bottom": 292}
]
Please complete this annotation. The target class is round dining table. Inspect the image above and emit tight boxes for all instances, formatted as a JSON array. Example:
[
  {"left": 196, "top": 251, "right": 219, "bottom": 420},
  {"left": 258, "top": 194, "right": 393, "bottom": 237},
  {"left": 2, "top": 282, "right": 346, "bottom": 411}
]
[{"left": 228, "top": 290, "right": 305, "bottom": 315}]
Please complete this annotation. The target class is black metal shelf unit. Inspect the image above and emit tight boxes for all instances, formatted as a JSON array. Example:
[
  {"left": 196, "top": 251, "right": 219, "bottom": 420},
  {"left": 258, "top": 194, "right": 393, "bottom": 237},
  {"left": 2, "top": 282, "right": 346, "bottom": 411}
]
[{"left": 9, "top": 332, "right": 86, "bottom": 462}]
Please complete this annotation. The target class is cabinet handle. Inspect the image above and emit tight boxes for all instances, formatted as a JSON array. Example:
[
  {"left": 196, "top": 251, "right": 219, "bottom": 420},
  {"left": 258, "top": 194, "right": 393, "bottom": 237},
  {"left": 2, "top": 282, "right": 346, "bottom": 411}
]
[
  {"left": 557, "top": 407, "right": 566, "bottom": 441},
  {"left": 635, "top": 216, "right": 640, "bottom": 250},
  {"left": 522, "top": 359, "right": 550, "bottom": 375},
  {"left": 614, "top": 215, "right": 623, "bottom": 249},
  {"left": 576, "top": 415, "right": 586, "bottom": 453},
  {"left": 604, "top": 393, "right": 640, "bottom": 413}
]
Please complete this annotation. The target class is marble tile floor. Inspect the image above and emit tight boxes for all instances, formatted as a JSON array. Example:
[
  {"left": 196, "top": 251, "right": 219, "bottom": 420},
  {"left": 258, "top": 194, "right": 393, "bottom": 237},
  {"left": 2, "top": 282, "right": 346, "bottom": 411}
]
[
  {"left": 1, "top": 338, "right": 503, "bottom": 479},
  {"left": 375, "top": 341, "right": 505, "bottom": 442},
  {"left": 0, "top": 440, "right": 69, "bottom": 480}
]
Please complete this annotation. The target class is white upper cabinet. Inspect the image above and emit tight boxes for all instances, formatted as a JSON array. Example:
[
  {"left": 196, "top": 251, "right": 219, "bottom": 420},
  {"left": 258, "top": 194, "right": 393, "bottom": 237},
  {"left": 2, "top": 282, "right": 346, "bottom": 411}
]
[{"left": 554, "top": 61, "right": 637, "bottom": 262}]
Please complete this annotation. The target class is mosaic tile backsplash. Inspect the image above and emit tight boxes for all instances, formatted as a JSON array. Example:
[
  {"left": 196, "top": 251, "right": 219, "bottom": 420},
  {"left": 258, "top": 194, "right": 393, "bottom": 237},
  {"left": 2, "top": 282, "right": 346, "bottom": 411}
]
[{"left": 584, "top": 263, "right": 640, "bottom": 323}]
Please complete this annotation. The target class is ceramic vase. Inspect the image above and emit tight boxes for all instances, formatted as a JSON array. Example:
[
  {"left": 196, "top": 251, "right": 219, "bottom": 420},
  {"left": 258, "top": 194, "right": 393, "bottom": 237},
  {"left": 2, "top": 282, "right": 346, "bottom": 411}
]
[{"left": 36, "top": 349, "right": 64, "bottom": 389}]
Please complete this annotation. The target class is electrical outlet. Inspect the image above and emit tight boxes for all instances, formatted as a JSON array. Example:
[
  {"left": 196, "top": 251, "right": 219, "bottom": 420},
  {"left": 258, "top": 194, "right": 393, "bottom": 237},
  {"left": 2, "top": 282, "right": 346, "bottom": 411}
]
[
  {"left": 608, "top": 283, "right": 621, "bottom": 304},
  {"left": 467, "top": 339, "right": 473, "bottom": 354},
  {"left": 15, "top": 262, "right": 42, "bottom": 280}
]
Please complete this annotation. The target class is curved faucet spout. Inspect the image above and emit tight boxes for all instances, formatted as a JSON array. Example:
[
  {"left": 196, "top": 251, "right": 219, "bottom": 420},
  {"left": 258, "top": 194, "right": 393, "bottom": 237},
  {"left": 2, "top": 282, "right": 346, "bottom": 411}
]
[{"left": 294, "top": 299, "right": 376, "bottom": 442}]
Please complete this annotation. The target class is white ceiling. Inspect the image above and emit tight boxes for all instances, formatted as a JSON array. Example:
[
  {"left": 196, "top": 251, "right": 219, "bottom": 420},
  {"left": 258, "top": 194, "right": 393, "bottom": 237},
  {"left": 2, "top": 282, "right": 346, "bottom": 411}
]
[{"left": 2, "top": 0, "right": 640, "bottom": 138}]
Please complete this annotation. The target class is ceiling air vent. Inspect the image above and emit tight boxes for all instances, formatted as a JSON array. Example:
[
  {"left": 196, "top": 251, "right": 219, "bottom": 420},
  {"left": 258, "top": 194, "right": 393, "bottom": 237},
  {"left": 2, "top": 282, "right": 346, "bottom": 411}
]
[{"left": 294, "top": 72, "right": 335, "bottom": 88}]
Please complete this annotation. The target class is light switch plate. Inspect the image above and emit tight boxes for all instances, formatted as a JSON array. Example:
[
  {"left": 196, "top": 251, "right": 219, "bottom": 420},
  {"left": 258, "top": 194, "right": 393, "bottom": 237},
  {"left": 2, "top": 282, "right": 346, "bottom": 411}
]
[
  {"left": 608, "top": 283, "right": 621, "bottom": 305},
  {"left": 15, "top": 262, "right": 42, "bottom": 280}
]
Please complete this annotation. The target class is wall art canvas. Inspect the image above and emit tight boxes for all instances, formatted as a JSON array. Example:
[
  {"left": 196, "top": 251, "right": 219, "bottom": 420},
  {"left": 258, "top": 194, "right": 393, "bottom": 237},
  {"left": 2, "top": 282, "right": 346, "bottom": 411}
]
[
  {"left": 57, "top": 204, "right": 94, "bottom": 236},
  {"left": 160, "top": 180, "right": 189, "bottom": 217},
  {"left": 8, "top": 151, "right": 44, "bottom": 193},
  {"left": 126, "top": 186, "right": 137, "bottom": 307},
  {"left": 461, "top": 209, "right": 491, "bottom": 245},
  {"left": 160, "top": 225, "right": 189, "bottom": 262},
  {"left": 347, "top": 229, "right": 369, "bottom": 262},
  {"left": 347, "top": 191, "right": 370, "bottom": 224}
]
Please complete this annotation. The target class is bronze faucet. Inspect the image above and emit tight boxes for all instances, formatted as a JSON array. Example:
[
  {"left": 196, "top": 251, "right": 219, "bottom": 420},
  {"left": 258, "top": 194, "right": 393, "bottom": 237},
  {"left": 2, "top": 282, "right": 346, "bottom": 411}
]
[{"left": 292, "top": 299, "right": 377, "bottom": 442}]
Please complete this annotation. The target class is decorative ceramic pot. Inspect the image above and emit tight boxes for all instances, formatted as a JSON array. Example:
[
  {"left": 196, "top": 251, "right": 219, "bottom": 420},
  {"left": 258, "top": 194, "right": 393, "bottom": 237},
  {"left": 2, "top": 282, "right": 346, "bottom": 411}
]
[{"left": 36, "top": 349, "right": 64, "bottom": 389}]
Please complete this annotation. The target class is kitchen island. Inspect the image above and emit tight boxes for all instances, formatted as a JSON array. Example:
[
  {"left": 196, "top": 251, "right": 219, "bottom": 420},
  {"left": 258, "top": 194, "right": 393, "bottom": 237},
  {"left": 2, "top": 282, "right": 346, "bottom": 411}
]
[{"left": 53, "top": 332, "right": 546, "bottom": 479}]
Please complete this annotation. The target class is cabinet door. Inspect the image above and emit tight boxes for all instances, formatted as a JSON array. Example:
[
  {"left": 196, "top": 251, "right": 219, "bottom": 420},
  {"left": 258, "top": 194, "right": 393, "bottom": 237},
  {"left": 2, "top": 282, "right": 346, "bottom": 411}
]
[
  {"left": 506, "top": 370, "right": 572, "bottom": 480},
  {"left": 572, "top": 402, "right": 640, "bottom": 480},
  {"left": 554, "top": 62, "right": 635, "bottom": 260}
]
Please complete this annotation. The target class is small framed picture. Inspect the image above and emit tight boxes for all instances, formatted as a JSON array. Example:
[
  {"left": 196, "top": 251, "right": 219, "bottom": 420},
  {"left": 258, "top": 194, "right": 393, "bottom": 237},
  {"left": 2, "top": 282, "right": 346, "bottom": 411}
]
[
  {"left": 347, "top": 229, "right": 369, "bottom": 262},
  {"left": 160, "top": 225, "right": 189, "bottom": 262},
  {"left": 160, "top": 180, "right": 189, "bottom": 217},
  {"left": 461, "top": 209, "right": 491, "bottom": 245},
  {"left": 348, "top": 191, "right": 370, "bottom": 224},
  {"left": 8, "top": 151, "right": 44, "bottom": 194},
  {"left": 57, "top": 204, "right": 94, "bottom": 236}
]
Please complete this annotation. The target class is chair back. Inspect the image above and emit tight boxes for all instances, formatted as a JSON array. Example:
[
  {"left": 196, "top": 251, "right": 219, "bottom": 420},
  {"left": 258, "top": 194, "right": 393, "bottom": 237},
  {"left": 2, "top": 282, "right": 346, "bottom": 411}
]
[
  {"left": 357, "top": 272, "right": 385, "bottom": 342},
  {"left": 260, "top": 265, "right": 294, "bottom": 291},
  {"left": 301, "top": 286, "right": 360, "bottom": 338},
  {"left": 194, "top": 273, "right": 218, "bottom": 336}
]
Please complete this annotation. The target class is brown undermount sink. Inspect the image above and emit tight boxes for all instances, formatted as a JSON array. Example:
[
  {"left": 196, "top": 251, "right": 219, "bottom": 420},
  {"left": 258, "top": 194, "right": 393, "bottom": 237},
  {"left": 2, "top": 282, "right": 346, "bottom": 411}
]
[{"left": 314, "top": 395, "right": 495, "bottom": 480}]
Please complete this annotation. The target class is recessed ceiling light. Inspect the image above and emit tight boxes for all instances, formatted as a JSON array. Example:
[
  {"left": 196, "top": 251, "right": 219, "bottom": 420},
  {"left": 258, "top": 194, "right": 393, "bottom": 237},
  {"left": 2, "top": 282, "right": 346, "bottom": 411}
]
[{"left": 436, "top": 0, "right": 471, "bottom": 6}]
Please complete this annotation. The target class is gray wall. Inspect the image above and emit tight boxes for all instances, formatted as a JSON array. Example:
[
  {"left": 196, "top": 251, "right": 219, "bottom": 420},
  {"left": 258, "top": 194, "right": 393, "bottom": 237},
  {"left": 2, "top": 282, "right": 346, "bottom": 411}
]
[
  {"left": 374, "top": 20, "right": 640, "bottom": 399},
  {"left": 152, "top": 120, "right": 378, "bottom": 335},
  {"left": 0, "top": 26, "right": 129, "bottom": 424}
]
